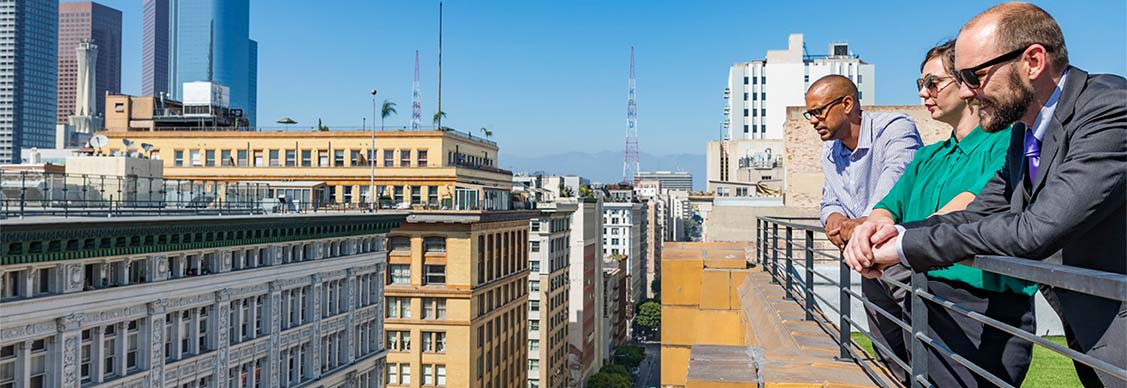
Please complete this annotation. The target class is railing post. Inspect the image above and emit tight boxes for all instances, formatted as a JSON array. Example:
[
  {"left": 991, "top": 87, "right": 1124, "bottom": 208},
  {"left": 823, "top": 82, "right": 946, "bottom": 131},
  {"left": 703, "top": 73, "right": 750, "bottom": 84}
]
[
  {"left": 837, "top": 251, "right": 853, "bottom": 361},
  {"left": 771, "top": 223, "right": 780, "bottom": 283},
  {"left": 756, "top": 219, "right": 762, "bottom": 266},
  {"left": 805, "top": 230, "right": 815, "bottom": 321},
  {"left": 910, "top": 272, "right": 929, "bottom": 387},
  {"left": 762, "top": 220, "right": 769, "bottom": 272},
  {"left": 785, "top": 226, "right": 794, "bottom": 300}
]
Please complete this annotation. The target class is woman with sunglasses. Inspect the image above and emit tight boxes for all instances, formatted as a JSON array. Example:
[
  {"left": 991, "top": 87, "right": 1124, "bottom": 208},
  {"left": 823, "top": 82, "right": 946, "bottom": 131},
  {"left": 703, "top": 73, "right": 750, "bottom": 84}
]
[{"left": 867, "top": 40, "right": 1037, "bottom": 387}]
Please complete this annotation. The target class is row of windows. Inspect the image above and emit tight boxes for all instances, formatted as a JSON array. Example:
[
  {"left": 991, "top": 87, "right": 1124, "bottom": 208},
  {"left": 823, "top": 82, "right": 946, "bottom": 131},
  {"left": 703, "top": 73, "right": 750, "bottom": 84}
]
[
  {"left": 165, "top": 148, "right": 429, "bottom": 168},
  {"left": 387, "top": 363, "right": 446, "bottom": 386},
  {"left": 476, "top": 229, "right": 529, "bottom": 286},
  {"left": 387, "top": 264, "right": 446, "bottom": 286}
]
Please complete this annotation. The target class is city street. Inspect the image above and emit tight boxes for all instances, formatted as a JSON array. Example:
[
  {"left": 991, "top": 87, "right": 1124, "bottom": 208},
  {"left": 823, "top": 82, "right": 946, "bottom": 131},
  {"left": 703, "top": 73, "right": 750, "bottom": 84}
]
[{"left": 634, "top": 342, "right": 660, "bottom": 388}]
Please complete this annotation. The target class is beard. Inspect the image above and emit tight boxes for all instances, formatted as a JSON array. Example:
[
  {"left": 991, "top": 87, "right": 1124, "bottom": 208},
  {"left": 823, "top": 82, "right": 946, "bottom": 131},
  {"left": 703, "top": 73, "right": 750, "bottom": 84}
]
[{"left": 975, "top": 69, "right": 1035, "bottom": 133}]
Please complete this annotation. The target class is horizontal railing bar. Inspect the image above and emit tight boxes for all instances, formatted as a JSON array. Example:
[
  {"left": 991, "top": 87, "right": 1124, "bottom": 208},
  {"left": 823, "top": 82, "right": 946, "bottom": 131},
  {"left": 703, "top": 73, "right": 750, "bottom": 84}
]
[
  {"left": 913, "top": 331, "right": 1015, "bottom": 388},
  {"left": 839, "top": 311, "right": 913, "bottom": 374},
  {"left": 842, "top": 287, "right": 912, "bottom": 333},
  {"left": 911, "top": 287, "right": 1127, "bottom": 380},
  {"left": 968, "top": 256, "right": 1127, "bottom": 302},
  {"left": 760, "top": 217, "right": 824, "bottom": 231}
]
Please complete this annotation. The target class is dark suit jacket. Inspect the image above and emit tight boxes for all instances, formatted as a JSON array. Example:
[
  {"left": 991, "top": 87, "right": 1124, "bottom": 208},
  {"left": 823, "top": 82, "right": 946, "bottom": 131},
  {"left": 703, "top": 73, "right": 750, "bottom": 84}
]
[{"left": 900, "top": 67, "right": 1125, "bottom": 347}]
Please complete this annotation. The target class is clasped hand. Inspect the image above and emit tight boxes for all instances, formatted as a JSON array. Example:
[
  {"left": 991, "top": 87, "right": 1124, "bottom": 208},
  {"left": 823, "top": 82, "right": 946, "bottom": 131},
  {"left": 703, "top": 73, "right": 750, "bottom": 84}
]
[{"left": 842, "top": 221, "right": 902, "bottom": 279}]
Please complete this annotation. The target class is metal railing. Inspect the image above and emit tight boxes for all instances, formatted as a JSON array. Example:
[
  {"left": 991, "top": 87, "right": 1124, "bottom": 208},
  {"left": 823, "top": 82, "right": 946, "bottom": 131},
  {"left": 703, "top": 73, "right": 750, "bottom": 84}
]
[
  {"left": 0, "top": 171, "right": 272, "bottom": 218},
  {"left": 756, "top": 215, "right": 1127, "bottom": 388}
]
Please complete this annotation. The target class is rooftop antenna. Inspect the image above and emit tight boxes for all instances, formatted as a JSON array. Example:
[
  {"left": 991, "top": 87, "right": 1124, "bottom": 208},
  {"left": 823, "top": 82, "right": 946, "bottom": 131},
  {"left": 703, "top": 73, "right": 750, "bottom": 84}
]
[
  {"left": 436, "top": 1, "right": 443, "bottom": 130},
  {"left": 623, "top": 46, "right": 640, "bottom": 184},
  {"left": 411, "top": 50, "right": 422, "bottom": 130}
]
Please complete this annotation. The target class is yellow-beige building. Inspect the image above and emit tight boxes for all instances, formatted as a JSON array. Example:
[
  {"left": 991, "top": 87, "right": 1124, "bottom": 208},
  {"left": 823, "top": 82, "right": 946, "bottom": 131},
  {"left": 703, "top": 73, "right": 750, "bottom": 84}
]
[
  {"left": 97, "top": 94, "right": 511, "bottom": 211},
  {"left": 384, "top": 210, "right": 537, "bottom": 388}
]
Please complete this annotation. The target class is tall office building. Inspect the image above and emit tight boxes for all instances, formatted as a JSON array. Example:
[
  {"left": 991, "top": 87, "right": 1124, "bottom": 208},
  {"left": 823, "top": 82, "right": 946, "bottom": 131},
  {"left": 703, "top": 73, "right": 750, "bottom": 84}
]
[
  {"left": 725, "top": 33, "right": 875, "bottom": 140},
  {"left": 0, "top": 0, "right": 58, "bottom": 163},
  {"left": 142, "top": 0, "right": 257, "bottom": 127},
  {"left": 57, "top": 1, "right": 121, "bottom": 126},
  {"left": 527, "top": 203, "right": 574, "bottom": 388},
  {"left": 636, "top": 171, "right": 692, "bottom": 193}
]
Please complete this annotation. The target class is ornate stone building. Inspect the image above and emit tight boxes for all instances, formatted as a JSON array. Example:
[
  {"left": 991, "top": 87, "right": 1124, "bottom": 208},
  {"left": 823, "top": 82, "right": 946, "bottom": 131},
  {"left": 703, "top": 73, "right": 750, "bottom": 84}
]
[{"left": 0, "top": 213, "right": 404, "bottom": 388}]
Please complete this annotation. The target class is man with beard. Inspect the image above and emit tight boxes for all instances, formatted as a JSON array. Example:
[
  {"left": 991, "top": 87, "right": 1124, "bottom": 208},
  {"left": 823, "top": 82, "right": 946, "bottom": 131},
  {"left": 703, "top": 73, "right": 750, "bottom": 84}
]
[
  {"left": 807, "top": 74, "right": 922, "bottom": 383},
  {"left": 845, "top": 2, "right": 1126, "bottom": 387}
]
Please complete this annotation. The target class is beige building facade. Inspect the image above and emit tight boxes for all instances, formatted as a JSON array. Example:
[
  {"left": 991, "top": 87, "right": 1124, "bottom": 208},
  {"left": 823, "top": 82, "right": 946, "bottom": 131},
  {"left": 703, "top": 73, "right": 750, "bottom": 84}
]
[{"left": 383, "top": 210, "right": 537, "bottom": 388}]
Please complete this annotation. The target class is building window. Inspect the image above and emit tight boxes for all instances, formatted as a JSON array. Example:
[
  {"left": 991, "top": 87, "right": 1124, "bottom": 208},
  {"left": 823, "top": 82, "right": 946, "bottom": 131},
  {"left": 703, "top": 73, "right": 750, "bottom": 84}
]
[
  {"left": 389, "top": 264, "right": 410, "bottom": 285},
  {"left": 530, "top": 280, "right": 540, "bottom": 293},
  {"left": 422, "top": 298, "right": 447, "bottom": 320},
  {"left": 389, "top": 236, "right": 410, "bottom": 253},
  {"left": 761, "top": 109, "right": 766, "bottom": 117},
  {"left": 334, "top": 150, "right": 345, "bottom": 167},
  {"left": 743, "top": 76, "right": 749, "bottom": 84},
  {"left": 436, "top": 365, "right": 446, "bottom": 386},
  {"left": 384, "top": 150, "right": 394, "bottom": 167},
  {"left": 530, "top": 339, "right": 540, "bottom": 352},
  {"left": 126, "top": 320, "right": 140, "bottom": 371},
  {"left": 530, "top": 241, "right": 540, "bottom": 252},
  {"left": 221, "top": 150, "right": 233, "bottom": 167},
  {"left": 401, "top": 364, "right": 411, "bottom": 385},
  {"left": 285, "top": 150, "right": 296, "bottom": 167},
  {"left": 387, "top": 331, "right": 410, "bottom": 351},
  {"left": 386, "top": 297, "right": 411, "bottom": 319},
  {"left": 79, "top": 330, "right": 92, "bottom": 382},
  {"left": 418, "top": 150, "right": 428, "bottom": 166},
  {"left": 28, "top": 339, "right": 46, "bottom": 387},
  {"left": 237, "top": 150, "right": 249, "bottom": 167},
  {"left": 428, "top": 186, "right": 438, "bottom": 205},
  {"left": 301, "top": 150, "right": 312, "bottom": 167},
  {"left": 269, "top": 150, "right": 280, "bottom": 167},
  {"left": 190, "top": 150, "right": 202, "bottom": 166},
  {"left": 530, "top": 300, "right": 539, "bottom": 312},
  {"left": 174, "top": 150, "right": 184, "bottom": 166},
  {"left": 529, "top": 320, "right": 539, "bottom": 331},
  {"left": 422, "top": 332, "right": 447, "bottom": 353},
  {"left": 743, "top": 108, "right": 749, "bottom": 117},
  {"left": 319, "top": 150, "right": 329, "bottom": 167},
  {"left": 424, "top": 237, "right": 446, "bottom": 254},
  {"left": 205, "top": 150, "right": 215, "bottom": 167},
  {"left": 394, "top": 186, "right": 404, "bottom": 203},
  {"left": 411, "top": 186, "right": 421, "bottom": 204},
  {"left": 351, "top": 150, "right": 363, "bottom": 166},
  {"left": 400, "top": 150, "right": 411, "bottom": 167},
  {"left": 0, "top": 346, "right": 15, "bottom": 387},
  {"left": 388, "top": 363, "right": 399, "bottom": 385},
  {"left": 424, "top": 265, "right": 446, "bottom": 285}
]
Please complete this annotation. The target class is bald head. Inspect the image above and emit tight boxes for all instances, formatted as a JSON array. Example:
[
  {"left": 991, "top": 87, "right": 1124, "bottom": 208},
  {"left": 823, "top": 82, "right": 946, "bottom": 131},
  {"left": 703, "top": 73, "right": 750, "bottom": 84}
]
[
  {"left": 807, "top": 75, "right": 859, "bottom": 103},
  {"left": 962, "top": 2, "right": 1068, "bottom": 70}
]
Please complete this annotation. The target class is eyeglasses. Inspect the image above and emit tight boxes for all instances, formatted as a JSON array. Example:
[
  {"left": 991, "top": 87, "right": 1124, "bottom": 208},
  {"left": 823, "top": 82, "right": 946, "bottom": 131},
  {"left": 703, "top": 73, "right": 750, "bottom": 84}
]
[
  {"left": 916, "top": 74, "right": 955, "bottom": 96},
  {"left": 803, "top": 96, "right": 847, "bottom": 120},
  {"left": 953, "top": 47, "right": 1028, "bottom": 89}
]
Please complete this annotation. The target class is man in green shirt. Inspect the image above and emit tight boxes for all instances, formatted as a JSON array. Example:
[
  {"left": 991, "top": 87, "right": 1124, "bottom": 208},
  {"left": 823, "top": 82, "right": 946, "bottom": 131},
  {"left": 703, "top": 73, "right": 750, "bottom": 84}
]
[{"left": 867, "top": 41, "right": 1036, "bottom": 387}]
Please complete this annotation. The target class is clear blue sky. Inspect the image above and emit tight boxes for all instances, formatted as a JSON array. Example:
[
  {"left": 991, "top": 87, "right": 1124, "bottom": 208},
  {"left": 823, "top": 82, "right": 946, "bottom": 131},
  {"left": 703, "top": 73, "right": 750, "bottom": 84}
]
[{"left": 99, "top": 0, "right": 1125, "bottom": 157}]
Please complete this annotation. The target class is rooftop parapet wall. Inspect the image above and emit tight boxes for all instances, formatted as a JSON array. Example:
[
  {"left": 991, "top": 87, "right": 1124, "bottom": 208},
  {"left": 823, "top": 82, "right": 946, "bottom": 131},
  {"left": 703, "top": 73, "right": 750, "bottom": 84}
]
[{"left": 662, "top": 242, "right": 884, "bottom": 388}]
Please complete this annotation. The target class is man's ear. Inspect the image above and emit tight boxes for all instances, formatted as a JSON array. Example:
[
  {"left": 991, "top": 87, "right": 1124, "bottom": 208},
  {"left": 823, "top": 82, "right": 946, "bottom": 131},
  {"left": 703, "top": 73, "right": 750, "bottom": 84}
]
[{"left": 1023, "top": 44, "right": 1050, "bottom": 81}]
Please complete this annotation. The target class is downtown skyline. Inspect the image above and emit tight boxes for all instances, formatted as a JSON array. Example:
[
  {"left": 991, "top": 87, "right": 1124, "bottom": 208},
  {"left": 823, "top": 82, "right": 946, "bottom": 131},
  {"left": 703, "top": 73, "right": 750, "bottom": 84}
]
[{"left": 90, "top": 0, "right": 1123, "bottom": 157}]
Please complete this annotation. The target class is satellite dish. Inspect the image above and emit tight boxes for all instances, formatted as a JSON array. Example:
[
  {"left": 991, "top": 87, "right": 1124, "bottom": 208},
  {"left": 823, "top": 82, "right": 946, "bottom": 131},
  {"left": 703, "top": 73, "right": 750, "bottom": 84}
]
[
  {"left": 90, "top": 135, "right": 108, "bottom": 148},
  {"left": 141, "top": 143, "right": 154, "bottom": 153},
  {"left": 122, "top": 138, "right": 134, "bottom": 148}
]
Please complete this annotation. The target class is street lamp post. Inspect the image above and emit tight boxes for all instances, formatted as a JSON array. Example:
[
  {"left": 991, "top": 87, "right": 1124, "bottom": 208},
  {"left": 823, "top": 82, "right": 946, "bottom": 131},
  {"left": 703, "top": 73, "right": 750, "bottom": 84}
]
[{"left": 370, "top": 89, "right": 378, "bottom": 212}]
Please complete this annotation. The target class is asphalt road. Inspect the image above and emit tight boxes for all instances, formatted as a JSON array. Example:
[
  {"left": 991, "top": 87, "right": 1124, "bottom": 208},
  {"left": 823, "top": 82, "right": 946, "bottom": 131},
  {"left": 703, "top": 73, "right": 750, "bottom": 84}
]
[{"left": 634, "top": 342, "right": 660, "bottom": 388}]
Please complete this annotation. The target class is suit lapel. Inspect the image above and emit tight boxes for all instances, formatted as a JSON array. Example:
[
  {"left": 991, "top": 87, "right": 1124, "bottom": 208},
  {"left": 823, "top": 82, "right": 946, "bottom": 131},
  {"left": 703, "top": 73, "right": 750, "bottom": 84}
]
[{"left": 1030, "top": 67, "right": 1087, "bottom": 198}]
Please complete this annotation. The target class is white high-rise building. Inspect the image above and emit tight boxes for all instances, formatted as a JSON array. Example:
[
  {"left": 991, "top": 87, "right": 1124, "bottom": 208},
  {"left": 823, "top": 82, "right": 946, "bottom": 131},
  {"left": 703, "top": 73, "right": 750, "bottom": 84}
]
[{"left": 725, "top": 33, "right": 875, "bottom": 140}]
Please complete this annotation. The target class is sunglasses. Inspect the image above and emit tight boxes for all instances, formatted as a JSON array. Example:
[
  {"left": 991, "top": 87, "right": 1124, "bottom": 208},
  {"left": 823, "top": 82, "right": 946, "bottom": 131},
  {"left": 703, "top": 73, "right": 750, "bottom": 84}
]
[
  {"left": 916, "top": 74, "right": 955, "bottom": 96},
  {"left": 803, "top": 96, "right": 847, "bottom": 120},
  {"left": 952, "top": 47, "right": 1028, "bottom": 89}
]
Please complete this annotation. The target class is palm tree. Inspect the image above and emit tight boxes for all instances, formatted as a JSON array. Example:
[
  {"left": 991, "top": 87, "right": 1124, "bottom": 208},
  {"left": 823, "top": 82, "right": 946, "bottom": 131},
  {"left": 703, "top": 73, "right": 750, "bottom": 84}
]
[
  {"left": 432, "top": 111, "right": 447, "bottom": 130},
  {"left": 381, "top": 100, "right": 397, "bottom": 131},
  {"left": 479, "top": 127, "right": 493, "bottom": 138},
  {"left": 317, "top": 118, "right": 329, "bottom": 132}
]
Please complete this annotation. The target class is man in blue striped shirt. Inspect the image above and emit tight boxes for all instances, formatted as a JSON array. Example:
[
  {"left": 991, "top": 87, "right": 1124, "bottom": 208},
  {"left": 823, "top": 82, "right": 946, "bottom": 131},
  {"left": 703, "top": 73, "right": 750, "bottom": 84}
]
[{"left": 808, "top": 75, "right": 922, "bottom": 382}]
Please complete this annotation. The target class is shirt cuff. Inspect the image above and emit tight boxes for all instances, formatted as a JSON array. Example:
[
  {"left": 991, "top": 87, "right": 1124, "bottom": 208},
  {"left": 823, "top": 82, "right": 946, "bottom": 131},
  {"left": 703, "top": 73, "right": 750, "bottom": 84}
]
[{"left": 894, "top": 225, "right": 909, "bottom": 268}]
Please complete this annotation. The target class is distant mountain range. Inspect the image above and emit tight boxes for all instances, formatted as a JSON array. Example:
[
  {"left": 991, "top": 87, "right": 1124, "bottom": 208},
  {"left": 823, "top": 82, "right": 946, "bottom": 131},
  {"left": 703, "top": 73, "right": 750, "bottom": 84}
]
[{"left": 502, "top": 151, "right": 707, "bottom": 191}]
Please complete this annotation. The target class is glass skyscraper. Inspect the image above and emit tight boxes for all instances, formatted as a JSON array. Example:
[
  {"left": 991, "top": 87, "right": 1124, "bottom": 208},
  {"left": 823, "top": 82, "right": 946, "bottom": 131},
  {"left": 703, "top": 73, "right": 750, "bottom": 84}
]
[
  {"left": 0, "top": 0, "right": 58, "bottom": 163},
  {"left": 143, "top": 0, "right": 257, "bottom": 127}
]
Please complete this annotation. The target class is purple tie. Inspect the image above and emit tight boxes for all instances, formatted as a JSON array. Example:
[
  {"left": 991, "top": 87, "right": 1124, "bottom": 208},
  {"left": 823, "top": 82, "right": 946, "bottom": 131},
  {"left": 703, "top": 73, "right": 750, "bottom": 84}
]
[{"left": 1024, "top": 129, "right": 1041, "bottom": 181}]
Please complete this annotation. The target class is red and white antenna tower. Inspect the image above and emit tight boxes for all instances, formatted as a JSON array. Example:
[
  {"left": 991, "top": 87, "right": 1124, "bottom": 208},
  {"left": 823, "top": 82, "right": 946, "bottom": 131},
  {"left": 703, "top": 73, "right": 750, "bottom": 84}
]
[
  {"left": 623, "top": 47, "right": 640, "bottom": 184},
  {"left": 411, "top": 50, "right": 421, "bottom": 130}
]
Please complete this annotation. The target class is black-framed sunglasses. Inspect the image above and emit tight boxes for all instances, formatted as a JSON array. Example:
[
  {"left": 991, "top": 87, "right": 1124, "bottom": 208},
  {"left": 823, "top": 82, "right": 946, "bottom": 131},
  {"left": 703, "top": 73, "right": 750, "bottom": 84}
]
[
  {"left": 916, "top": 74, "right": 955, "bottom": 96},
  {"left": 953, "top": 46, "right": 1028, "bottom": 89},
  {"left": 803, "top": 96, "right": 847, "bottom": 120}
]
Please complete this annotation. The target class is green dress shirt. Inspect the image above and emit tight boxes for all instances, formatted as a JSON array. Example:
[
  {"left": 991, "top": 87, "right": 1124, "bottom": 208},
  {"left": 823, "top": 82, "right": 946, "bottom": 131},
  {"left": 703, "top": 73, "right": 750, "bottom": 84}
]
[{"left": 874, "top": 125, "right": 1036, "bottom": 295}]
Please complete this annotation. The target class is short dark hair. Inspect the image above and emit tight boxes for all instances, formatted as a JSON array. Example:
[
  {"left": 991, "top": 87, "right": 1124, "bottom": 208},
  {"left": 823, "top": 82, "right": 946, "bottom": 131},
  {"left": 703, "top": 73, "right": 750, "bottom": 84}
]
[
  {"left": 967, "top": 2, "right": 1069, "bottom": 69},
  {"left": 921, "top": 39, "right": 956, "bottom": 74}
]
